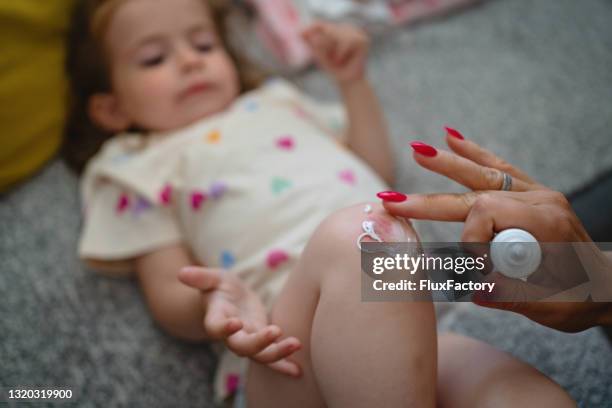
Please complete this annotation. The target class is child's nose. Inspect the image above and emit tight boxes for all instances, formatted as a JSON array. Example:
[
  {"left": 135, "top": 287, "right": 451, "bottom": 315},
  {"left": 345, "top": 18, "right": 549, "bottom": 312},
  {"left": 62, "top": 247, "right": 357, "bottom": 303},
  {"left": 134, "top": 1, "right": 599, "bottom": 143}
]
[{"left": 177, "top": 45, "right": 204, "bottom": 72}]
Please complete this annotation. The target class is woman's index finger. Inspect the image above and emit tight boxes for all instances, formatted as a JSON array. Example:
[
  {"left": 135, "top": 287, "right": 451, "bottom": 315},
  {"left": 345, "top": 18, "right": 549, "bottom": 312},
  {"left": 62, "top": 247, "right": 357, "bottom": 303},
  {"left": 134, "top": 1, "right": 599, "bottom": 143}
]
[{"left": 382, "top": 193, "right": 480, "bottom": 222}]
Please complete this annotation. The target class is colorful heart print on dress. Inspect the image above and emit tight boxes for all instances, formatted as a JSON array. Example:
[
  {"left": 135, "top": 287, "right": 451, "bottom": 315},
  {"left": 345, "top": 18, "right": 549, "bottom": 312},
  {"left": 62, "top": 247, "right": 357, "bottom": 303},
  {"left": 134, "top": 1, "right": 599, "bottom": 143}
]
[
  {"left": 116, "top": 193, "right": 130, "bottom": 214},
  {"left": 266, "top": 249, "right": 290, "bottom": 269},
  {"left": 271, "top": 177, "right": 292, "bottom": 195},
  {"left": 159, "top": 184, "right": 173, "bottom": 206},
  {"left": 132, "top": 196, "right": 152, "bottom": 216},
  {"left": 205, "top": 129, "right": 221, "bottom": 144},
  {"left": 294, "top": 105, "right": 310, "bottom": 120},
  {"left": 209, "top": 182, "right": 228, "bottom": 199},
  {"left": 243, "top": 100, "right": 259, "bottom": 112},
  {"left": 276, "top": 135, "right": 295, "bottom": 151},
  {"left": 190, "top": 191, "right": 208, "bottom": 210},
  {"left": 338, "top": 169, "right": 356, "bottom": 186},
  {"left": 220, "top": 250, "right": 236, "bottom": 269}
]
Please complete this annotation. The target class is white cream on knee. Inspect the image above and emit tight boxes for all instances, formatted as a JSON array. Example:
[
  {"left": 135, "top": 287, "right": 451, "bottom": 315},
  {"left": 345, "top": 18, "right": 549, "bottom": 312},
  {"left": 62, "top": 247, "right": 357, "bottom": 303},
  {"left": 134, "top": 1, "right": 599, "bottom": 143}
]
[{"left": 357, "top": 204, "right": 414, "bottom": 251}]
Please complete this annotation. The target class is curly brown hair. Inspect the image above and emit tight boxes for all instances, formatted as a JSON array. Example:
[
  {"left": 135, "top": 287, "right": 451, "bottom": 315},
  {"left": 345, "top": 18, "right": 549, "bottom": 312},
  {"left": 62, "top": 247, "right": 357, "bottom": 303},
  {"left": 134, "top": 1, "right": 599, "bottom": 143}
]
[{"left": 63, "top": 0, "right": 265, "bottom": 174}]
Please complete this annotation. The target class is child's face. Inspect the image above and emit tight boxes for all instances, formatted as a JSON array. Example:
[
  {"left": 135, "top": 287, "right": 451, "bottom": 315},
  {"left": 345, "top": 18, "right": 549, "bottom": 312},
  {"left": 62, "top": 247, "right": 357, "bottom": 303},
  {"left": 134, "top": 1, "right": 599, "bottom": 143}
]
[{"left": 96, "top": 0, "right": 240, "bottom": 132}]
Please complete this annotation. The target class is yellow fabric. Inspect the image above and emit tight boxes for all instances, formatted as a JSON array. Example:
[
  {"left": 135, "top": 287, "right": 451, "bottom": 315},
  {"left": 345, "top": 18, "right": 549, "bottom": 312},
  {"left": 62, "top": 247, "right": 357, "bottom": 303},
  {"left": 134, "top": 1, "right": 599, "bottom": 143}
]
[{"left": 0, "top": 1, "right": 74, "bottom": 192}]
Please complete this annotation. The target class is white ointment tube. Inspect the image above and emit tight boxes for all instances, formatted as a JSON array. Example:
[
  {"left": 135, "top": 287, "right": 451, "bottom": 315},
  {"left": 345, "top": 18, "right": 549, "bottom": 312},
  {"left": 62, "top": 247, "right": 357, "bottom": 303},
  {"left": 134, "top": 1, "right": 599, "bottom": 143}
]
[{"left": 490, "top": 229, "right": 541, "bottom": 280}]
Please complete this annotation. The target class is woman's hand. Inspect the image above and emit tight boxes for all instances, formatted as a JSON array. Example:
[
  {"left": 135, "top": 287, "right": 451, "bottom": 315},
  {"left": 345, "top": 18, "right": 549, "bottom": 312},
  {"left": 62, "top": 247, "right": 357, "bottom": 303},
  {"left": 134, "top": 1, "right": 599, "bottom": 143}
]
[
  {"left": 378, "top": 128, "right": 612, "bottom": 332},
  {"left": 302, "top": 21, "right": 369, "bottom": 85},
  {"left": 178, "top": 266, "right": 302, "bottom": 376},
  {"left": 381, "top": 129, "right": 593, "bottom": 242}
]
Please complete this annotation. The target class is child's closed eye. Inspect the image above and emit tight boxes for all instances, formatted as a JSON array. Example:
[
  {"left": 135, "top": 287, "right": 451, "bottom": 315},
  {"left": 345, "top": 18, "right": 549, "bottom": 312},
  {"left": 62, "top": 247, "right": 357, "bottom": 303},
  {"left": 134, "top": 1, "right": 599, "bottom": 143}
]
[
  {"left": 140, "top": 54, "right": 166, "bottom": 67},
  {"left": 137, "top": 43, "right": 167, "bottom": 67},
  {"left": 191, "top": 31, "right": 216, "bottom": 53},
  {"left": 194, "top": 42, "right": 214, "bottom": 53}
]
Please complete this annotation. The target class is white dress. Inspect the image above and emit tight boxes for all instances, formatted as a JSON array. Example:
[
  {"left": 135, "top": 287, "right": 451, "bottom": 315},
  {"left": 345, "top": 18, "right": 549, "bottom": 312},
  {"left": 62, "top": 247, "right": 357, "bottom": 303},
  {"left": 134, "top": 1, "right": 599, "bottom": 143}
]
[{"left": 78, "top": 79, "right": 388, "bottom": 401}]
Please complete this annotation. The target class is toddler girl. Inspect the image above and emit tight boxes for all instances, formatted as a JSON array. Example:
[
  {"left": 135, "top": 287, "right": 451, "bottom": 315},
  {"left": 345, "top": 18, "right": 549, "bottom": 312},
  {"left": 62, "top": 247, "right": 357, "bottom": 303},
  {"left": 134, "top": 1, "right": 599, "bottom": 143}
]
[{"left": 65, "top": 0, "right": 575, "bottom": 406}]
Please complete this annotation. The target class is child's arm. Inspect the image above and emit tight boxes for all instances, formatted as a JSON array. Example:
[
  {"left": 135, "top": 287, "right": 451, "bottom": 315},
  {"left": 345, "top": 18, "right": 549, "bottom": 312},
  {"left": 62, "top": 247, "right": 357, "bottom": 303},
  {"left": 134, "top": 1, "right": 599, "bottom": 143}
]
[
  {"left": 135, "top": 244, "right": 211, "bottom": 342},
  {"left": 302, "top": 22, "right": 395, "bottom": 185},
  {"left": 135, "top": 245, "right": 302, "bottom": 376}
]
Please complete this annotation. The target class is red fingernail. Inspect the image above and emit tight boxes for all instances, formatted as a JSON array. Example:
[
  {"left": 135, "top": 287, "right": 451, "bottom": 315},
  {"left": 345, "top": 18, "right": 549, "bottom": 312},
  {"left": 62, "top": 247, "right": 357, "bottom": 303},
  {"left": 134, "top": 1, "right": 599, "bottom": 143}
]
[
  {"left": 410, "top": 141, "right": 438, "bottom": 157},
  {"left": 445, "top": 126, "right": 465, "bottom": 140},
  {"left": 377, "top": 191, "right": 408, "bottom": 202}
]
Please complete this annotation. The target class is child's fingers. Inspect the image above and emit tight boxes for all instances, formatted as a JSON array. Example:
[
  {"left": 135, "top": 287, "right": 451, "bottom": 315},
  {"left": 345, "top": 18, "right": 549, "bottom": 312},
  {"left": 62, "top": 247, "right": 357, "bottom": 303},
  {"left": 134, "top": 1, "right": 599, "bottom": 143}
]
[
  {"left": 204, "top": 306, "right": 243, "bottom": 339},
  {"left": 304, "top": 35, "right": 326, "bottom": 57},
  {"left": 178, "top": 266, "right": 222, "bottom": 291},
  {"left": 307, "top": 40, "right": 336, "bottom": 71},
  {"left": 303, "top": 24, "right": 336, "bottom": 53},
  {"left": 302, "top": 33, "right": 326, "bottom": 57},
  {"left": 302, "top": 24, "right": 328, "bottom": 46},
  {"left": 335, "top": 29, "right": 367, "bottom": 62},
  {"left": 333, "top": 36, "right": 354, "bottom": 64},
  {"left": 267, "top": 358, "right": 302, "bottom": 377},
  {"left": 226, "top": 325, "right": 283, "bottom": 357},
  {"left": 315, "top": 33, "right": 336, "bottom": 55},
  {"left": 302, "top": 20, "right": 336, "bottom": 38},
  {"left": 253, "top": 336, "right": 302, "bottom": 364},
  {"left": 301, "top": 21, "right": 325, "bottom": 39}
]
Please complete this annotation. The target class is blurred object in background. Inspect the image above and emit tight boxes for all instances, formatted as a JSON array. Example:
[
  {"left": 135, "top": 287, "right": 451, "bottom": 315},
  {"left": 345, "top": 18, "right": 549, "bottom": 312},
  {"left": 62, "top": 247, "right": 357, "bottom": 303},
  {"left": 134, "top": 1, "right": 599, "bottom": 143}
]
[
  {"left": 0, "top": 1, "right": 73, "bottom": 193},
  {"left": 241, "top": 0, "right": 485, "bottom": 70},
  {"left": 247, "top": 0, "right": 313, "bottom": 69},
  {"left": 308, "top": 0, "right": 484, "bottom": 32}
]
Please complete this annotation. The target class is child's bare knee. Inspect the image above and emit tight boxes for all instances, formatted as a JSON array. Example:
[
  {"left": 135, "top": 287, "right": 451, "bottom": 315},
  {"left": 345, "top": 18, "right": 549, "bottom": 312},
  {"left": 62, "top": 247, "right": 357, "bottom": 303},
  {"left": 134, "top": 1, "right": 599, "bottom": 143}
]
[{"left": 307, "top": 202, "right": 417, "bottom": 262}]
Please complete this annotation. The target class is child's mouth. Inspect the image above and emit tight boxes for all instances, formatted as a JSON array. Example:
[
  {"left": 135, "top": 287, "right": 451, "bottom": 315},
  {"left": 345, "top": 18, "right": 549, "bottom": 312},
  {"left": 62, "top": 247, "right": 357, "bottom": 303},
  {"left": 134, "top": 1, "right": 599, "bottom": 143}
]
[{"left": 178, "top": 82, "right": 211, "bottom": 101}]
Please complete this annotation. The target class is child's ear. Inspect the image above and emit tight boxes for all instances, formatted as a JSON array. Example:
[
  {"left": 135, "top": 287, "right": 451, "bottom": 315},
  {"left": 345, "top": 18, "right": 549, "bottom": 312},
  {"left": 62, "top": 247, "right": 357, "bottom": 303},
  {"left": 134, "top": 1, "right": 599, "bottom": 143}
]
[{"left": 88, "top": 93, "right": 131, "bottom": 132}]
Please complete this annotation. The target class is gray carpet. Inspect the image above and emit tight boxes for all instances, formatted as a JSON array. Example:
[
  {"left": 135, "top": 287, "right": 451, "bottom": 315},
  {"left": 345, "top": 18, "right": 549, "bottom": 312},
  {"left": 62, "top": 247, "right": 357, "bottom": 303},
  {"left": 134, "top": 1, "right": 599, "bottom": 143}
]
[{"left": 2, "top": 0, "right": 612, "bottom": 406}]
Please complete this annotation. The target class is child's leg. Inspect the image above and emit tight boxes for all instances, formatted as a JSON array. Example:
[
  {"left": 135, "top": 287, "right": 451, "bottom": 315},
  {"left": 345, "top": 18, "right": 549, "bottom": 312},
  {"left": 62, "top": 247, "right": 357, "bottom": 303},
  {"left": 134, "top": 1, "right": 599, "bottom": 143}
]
[
  {"left": 437, "top": 333, "right": 576, "bottom": 408},
  {"left": 246, "top": 203, "right": 437, "bottom": 407}
]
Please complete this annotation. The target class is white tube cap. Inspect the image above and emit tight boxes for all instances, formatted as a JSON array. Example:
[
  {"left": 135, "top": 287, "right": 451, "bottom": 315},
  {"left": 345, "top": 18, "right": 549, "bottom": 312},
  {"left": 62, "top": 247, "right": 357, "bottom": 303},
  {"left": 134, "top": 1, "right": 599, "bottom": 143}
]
[{"left": 491, "top": 229, "right": 541, "bottom": 280}]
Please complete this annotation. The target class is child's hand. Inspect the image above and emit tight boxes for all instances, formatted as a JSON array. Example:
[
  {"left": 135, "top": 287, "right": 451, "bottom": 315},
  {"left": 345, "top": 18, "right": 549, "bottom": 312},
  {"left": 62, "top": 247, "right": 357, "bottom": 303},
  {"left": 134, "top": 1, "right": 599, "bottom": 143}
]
[
  {"left": 302, "top": 21, "right": 370, "bottom": 85},
  {"left": 178, "top": 266, "right": 302, "bottom": 377}
]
